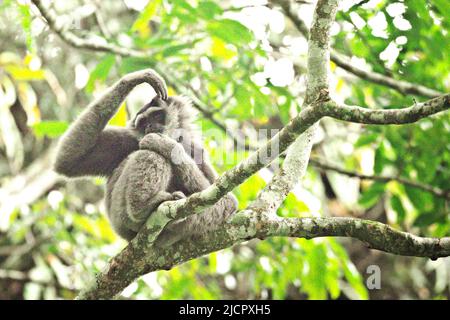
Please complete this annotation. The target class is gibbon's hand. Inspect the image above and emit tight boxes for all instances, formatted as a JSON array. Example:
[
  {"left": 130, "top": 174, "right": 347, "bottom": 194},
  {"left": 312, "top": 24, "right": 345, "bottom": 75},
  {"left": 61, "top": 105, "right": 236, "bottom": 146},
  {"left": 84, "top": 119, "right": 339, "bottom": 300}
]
[{"left": 123, "top": 68, "right": 168, "bottom": 100}]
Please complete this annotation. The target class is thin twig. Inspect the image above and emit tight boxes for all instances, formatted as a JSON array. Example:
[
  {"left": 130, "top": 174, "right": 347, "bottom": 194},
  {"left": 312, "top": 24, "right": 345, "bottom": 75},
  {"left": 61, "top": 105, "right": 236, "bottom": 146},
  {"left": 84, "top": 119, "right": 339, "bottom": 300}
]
[
  {"left": 272, "top": 0, "right": 444, "bottom": 98},
  {"left": 310, "top": 158, "right": 449, "bottom": 199}
]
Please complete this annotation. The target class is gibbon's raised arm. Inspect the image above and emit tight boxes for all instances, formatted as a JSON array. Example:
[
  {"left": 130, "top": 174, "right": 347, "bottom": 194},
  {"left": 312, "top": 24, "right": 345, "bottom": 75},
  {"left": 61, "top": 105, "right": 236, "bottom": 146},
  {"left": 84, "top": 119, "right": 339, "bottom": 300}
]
[{"left": 54, "top": 69, "right": 167, "bottom": 177}]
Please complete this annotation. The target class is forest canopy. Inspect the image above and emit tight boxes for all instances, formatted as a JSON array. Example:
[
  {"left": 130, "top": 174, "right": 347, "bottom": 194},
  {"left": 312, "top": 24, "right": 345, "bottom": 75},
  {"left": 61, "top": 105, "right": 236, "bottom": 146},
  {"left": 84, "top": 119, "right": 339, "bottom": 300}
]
[{"left": 0, "top": 0, "right": 448, "bottom": 300}]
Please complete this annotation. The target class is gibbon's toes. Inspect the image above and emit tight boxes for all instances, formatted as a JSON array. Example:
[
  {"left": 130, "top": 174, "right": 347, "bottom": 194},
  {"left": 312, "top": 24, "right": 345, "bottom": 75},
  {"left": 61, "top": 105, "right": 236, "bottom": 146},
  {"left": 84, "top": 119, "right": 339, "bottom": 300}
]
[{"left": 171, "top": 191, "right": 186, "bottom": 200}]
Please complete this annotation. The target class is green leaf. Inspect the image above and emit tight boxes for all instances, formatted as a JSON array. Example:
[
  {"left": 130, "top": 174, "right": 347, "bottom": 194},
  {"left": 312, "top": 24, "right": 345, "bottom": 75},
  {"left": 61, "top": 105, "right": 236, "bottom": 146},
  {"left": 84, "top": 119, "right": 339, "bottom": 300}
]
[
  {"left": 390, "top": 195, "right": 406, "bottom": 223},
  {"left": 207, "top": 19, "right": 253, "bottom": 45},
  {"left": 131, "top": 0, "right": 162, "bottom": 33},
  {"left": 413, "top": 211, "right": 445, "bottom": 227},
  {"left": 432, "top": 0, "right": 450, "bottom": 18},
  {"left": 18, "top": 4, "right": 34, "bottom": 52},
  {"left": 198, "top": 1, "right": 223, "bottom": 19},
  {"left": 32, "top": 121, "right": 69, "bottom": 138},
  {"left": 355, "top": 133, "right": 379, "bottom": 148},
  {"left": 161, "top": 43, "right": 193, "bottom": 57},
  {"left": 108, "top": 103, "right": 127, "bottom": 127},
  {"left": 231, "top": 85, "right": 252, "bottom": 119},
  {"left": 120, "top": 57, "right": 153, "bottom": 74},
  {"left": 358, "top": 182, "right": 385, "bottom": 208},
  {"left": 302, "top": 244, "right": 327, "bottom": 299},
  {"left": 85, "top": 54, "right": 115, "bottom": 93},
  {"left": 404, "top": 185, "right": 433, "bottom": 212},
  {"left": 330, "top": 241, "right": 368, "bottom": 299}
]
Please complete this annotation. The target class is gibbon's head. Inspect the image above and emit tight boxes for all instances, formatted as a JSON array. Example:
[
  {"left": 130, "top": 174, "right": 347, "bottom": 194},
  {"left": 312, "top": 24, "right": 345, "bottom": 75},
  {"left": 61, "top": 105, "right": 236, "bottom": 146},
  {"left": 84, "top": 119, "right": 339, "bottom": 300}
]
[{"left": 130, "top": 95, "right": 197, "bottom": 136}]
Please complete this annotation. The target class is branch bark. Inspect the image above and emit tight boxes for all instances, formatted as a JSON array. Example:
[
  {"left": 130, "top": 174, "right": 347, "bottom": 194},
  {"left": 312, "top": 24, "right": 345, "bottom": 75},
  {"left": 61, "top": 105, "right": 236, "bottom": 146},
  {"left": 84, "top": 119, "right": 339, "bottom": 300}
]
[
  {"left": 321, "top": 94, "right": 449, "bottom": 125},
  {"left": 76, "top": 211, "right": 450, "bottom": 299}
]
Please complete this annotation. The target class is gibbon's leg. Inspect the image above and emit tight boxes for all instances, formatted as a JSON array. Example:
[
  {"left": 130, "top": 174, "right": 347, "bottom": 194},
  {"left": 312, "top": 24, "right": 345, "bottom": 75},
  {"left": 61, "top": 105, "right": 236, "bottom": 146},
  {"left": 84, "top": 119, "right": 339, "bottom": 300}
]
[
  {"left": 155, "top": 193, "right": 238, "bottom": 247},
  {"left": 139, "top": 133, "right": 238, "bottom": 246},
  {"left": 109, "top": 150, "right": 182, "bottom": 240}
]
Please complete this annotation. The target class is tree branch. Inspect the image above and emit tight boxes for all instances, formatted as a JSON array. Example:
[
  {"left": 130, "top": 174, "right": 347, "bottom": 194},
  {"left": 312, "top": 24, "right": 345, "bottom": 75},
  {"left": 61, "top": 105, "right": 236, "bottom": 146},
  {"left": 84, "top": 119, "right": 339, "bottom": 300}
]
[
  {"left": 259, "top": 216, "right": 450, "bottom": 259},
  {"left": 76, "top": 209, "right": 450, "bottom": 299},
  {"left": 321, "top": 94, "right": 449, "bottom": 125},
  {"left": 30, "top": 0, "right": 149, "bottom": 57},
  {"left": 330, "top": 52, "right": 443, "bottom": 98},
  {"left": 310, "top": 158, "right": 450, "bottom": 199}
]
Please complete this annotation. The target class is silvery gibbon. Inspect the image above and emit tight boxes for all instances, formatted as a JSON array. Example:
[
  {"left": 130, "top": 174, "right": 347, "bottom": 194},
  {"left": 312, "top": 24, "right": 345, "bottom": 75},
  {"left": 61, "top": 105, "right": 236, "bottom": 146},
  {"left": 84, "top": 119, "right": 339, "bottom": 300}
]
[{"left": 54, "top": 69, "right": 237, "bottom": 244}]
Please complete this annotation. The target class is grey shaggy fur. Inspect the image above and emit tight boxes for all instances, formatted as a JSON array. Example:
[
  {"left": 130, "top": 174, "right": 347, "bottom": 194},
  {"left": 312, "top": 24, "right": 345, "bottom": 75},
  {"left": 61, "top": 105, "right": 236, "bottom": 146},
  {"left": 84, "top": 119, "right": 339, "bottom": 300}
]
[{"left": 54, "top": 71, "right": 237, "bottom": 243}]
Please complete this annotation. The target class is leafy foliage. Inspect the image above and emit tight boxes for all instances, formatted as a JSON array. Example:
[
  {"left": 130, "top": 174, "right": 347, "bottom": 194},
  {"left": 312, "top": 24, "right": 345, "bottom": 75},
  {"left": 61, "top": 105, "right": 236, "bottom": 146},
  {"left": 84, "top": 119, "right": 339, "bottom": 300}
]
[{"left": 0, "top": 0, "right": 448, "bottom": 300}]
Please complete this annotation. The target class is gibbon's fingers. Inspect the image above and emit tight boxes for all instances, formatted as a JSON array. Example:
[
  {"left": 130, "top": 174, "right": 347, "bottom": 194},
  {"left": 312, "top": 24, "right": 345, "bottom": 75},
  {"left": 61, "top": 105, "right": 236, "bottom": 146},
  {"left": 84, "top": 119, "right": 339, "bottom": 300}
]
[{"left": 145, "top": 69, "right": 168, "bottom": 100}]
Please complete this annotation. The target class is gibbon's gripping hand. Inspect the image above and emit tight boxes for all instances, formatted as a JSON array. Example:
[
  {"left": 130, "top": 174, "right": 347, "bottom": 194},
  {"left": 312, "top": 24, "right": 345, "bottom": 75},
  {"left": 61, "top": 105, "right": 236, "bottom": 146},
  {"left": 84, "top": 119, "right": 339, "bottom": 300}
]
[
  {"left": 122, "top": 68, "right": 168, "bottom": 100},
  {"left": 139, "top": 133, "right": 188, "bottom": 164}
]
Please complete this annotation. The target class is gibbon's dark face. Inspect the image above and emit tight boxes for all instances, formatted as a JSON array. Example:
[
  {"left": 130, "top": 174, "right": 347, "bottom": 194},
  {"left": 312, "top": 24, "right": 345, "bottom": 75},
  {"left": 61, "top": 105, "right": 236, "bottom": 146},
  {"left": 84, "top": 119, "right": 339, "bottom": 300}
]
[{"left": 132, "top": 97, "right": 168, "bottom": 135}]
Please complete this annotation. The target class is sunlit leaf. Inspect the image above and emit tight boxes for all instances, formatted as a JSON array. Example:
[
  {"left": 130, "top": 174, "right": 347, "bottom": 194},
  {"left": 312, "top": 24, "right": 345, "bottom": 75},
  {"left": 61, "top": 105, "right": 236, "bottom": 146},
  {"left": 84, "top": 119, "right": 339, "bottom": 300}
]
[
  {"left": 85, "top": 54, "right": 115, "bottom": 93},
  {"left": 390, "top": 195, "right": 406, "bottom": 223},
  {"left": 210, "top": 37, "right": 237, "bottom": 60},
  {"left": 131, "top": 0, "right": 162, "bottom": 36},
  {"left": 198, "top": 1, "right": 223, "bottom": 19},
  {"left": 207, "top": 19, "right": 253, "bottom": 45},
  {"left": 32, "top": 121, "right": 69, "bottom": 138},
  {"left": 108, "top": 102, "right": 128, "bottom": 127},
  {"left": 4, "top": 65, "right": 45, "bottom": 80},
  {"left": 355, "top": 133, "right": 379, "bottom": 148}
]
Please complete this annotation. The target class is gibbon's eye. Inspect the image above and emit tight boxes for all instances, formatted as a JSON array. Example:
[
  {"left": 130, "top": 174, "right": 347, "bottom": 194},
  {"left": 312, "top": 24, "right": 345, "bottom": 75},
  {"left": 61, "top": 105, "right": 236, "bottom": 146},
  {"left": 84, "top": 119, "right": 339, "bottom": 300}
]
[
  {"left": 152, "top": 110, "right": 166, "bottom": 124},
  {"left": 134, "top": 114, "right": 147, "bottom": 129}
]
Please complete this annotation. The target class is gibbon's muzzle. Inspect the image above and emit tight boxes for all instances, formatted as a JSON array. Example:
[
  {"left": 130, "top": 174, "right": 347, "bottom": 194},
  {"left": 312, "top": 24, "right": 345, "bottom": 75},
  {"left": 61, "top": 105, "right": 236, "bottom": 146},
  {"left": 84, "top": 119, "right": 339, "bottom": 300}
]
[
  {"left": 132, "top": 96, "right": 166, "bottom": 128},
  {"left": 133, "top": 106, "right": 166, "bottom": 133}
]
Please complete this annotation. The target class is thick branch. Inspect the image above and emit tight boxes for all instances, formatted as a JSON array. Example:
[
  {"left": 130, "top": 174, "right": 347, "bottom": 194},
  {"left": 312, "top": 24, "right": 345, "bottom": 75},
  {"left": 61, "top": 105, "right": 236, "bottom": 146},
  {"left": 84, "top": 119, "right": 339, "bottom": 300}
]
[
  {"left": 310, "top": 159, "right": 450, "bottom": 199},
  {"left": 243, "top": 0, "right": 339, "bottom": 223},
  {"left": 321, "top": 94, "right": 449, "bottom": 125},
  {"left": 248, "top": 0, "right": 339, "bottom": 216},
  {"left": 77, "top": 211, "right": 450, "bottom": 299},
  {"left": 273, "top": 0, "right": 444, "bottom": 98},
  {"left": 260, "top": 216, "right": 450, "bottom": 259}
]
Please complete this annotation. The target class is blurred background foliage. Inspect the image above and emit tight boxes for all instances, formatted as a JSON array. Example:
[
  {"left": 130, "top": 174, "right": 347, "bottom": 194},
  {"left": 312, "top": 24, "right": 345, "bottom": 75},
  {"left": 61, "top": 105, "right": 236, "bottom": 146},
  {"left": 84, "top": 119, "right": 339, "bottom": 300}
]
[{"left": 0, "top": 0, "right": 448, "bottom": 300}]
